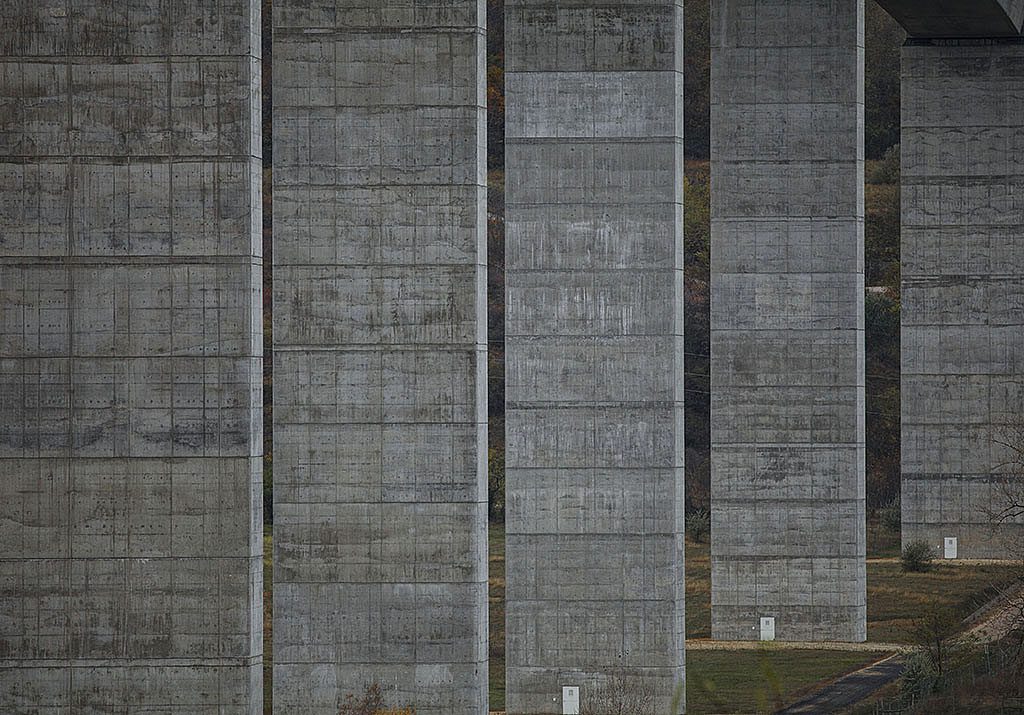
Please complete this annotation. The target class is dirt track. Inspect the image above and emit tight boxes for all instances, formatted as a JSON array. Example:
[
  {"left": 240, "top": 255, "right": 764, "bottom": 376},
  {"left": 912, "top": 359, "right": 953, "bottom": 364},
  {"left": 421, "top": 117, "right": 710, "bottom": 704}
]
[
  {"left": 776, "top": 654, "right": 906, "bottom": 714},
  {"left": 773, "top": 580, "right": 1024, "bottom": 714},
  {"left": 686, "top": 638, "right": 908, "bottom": 653}
]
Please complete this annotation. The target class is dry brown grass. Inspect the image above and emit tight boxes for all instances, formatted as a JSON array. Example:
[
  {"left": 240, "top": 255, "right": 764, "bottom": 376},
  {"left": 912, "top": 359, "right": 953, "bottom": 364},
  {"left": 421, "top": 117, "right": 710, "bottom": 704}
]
[
  {"left": 264, "top": 527, "right": 273, "bottom": 713},
  {"left": 489, "top": 524, "right": 506, "bottom": 710},
  {"left": 686, "top": 539, "right": 712, "bottom": 639},
  {"left": 868, "top": 561, "right": 1020, "bottom": 643}
]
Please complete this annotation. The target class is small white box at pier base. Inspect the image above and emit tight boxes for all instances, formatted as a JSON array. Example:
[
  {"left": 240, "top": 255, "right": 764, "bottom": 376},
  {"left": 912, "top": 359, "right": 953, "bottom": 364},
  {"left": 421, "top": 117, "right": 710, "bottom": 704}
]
[
  {"left": 562, "top": 686, "right": 580, "bottom": 715},
  {"left": 944, "top": 537, "right": 958, "bottom": 559},
  {"left": 760, "top": 616, "right": 776, "bottom": 641}
]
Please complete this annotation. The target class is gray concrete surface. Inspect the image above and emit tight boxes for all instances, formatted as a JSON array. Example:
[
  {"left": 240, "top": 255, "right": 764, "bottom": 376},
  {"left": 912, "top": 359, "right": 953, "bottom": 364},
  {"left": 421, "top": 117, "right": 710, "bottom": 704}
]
[
  {"left": 271, "top": 1, "right": 489, "bottom": 713},
  {"left": 504, "top": 1, "right": 686, "bottom": 712},
  {"left": 901, "top": 39, "right": 1024, "bottom": 560},
  {"left": 875, "top": 1, "right": 1024, "bottom": 38},
  {"left": 710, "top": 0, "right": 867, "bottom": 642},
  {"left": 0, "top": 1, "right": 264, "bottom": 712}
]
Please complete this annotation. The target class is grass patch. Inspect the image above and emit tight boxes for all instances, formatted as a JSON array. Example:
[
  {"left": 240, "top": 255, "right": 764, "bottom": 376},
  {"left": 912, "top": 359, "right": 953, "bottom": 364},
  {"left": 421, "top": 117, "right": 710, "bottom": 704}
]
[
  {"left": 686, "top": 649, "right": 887, "bottom": 714},
  {"left": 686, "top": 539, "right": 712, "bottom": 639},
  {"left": 489, "top": 523, "right": 506, "bottom": 711},
  {"left": 866, "top": 519, "right": 901, "bottom": 559},
  {"left": 264, "top": 526, "right": 273, "bottom": 714},
  {"left": 867, "top": 561, "right": 1020, "bottom": 643}
]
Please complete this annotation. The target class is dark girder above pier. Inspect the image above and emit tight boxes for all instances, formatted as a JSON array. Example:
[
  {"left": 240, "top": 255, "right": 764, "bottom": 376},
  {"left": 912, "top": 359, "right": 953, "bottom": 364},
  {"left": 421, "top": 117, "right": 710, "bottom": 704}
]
[{"left": 875, "top": 0, "right": 1024, "bottom": 37}]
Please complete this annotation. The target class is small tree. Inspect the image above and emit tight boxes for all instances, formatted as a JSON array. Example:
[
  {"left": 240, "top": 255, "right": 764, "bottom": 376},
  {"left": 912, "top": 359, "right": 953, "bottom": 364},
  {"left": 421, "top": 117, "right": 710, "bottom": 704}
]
[
  {"left": 986, "top": 422, "right": 1024, "bottom": 676},
  {"left": 488, "top": 447, "right": 505, "bottom": 522},
  {"left": 686, "top": 508, "right": 711, "bottom": 544},
  {"left": 879, "top": 496, "right": 901, "bottom": 534},
  {"left": 987, "top": 421, "right": 1024, "bottom": 561},
  {"left": 905, "top": 601, "right": 963, "bottom": 680},
  {"left": 898, "top": 649, "right": 939, "bottom": 701},
  {"left": 901, "top": 540, "right": 934, "bottom": 572},
  {"left": 867, "top": 143, "right": 901, "bottom": 184}
]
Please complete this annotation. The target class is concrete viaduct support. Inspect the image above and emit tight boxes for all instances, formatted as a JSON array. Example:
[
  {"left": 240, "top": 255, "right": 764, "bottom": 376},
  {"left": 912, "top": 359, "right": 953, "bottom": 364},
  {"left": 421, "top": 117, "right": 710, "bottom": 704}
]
[
  {"left": 505, "top": 1, "right": 686, "bottom": 711},
  {"left": 876, "top": 1, "right": 1024, "bottom": 559},
  {"left": 710, "top": 0, "right": 867, "bottom": 642},
  {"left": 271, "top": 2, "right": 488, "bottom": 712},
  {"left": 0, "top": 2, "right": 264, "bottom": 712}
]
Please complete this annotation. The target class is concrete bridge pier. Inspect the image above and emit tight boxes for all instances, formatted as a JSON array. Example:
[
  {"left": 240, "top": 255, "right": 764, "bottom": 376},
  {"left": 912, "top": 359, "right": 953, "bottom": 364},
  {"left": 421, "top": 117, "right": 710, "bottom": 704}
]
[
  {"left": 710, "top": 0, "right": 867, "bottom": 642},
  {"left": 887, "top": 3, "right": 1024, "bottom": 559},
  {"left": 271, "top": 1, "right": 489, "bottom": 713},
  {"left": 0, "top": 1, "right": 264, "bottom": 711},
  {"left": 505, "top": 1, "right": 686, "bottom": 711}
]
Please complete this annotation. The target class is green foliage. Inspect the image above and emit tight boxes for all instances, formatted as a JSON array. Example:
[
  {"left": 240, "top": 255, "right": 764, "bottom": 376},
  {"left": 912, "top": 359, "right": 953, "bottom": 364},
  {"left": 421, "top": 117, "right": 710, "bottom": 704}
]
[
  {"left": 488, "top": 448, "right": 505, "bottom": 522},
  {"left": 684, "top": 0, "right": 711, "bottom": 158},
  {"left": 686, "top": 508, "right": 711, "bottom": 544},
  {"left": 866, "top": 292, "right": 900, "bottom": 366},
  {"left": 486, "top": 1, "right": 504, "bottom": 169},
  {"left": 683, "top": 172, "right": 711, "bottom": 280},
  {"left": 879, "top": 496, "right": 901, "bottom": 534},
  {"left": 263, "top": 452, "right": 273, "bottom": 524},
  {"left": 865, "top": 3, "right": 905, "bottom": 159},
  {"left": 486, "top": 63, "right": 504, "bottom": 171},
  {"left": 683, "top": 166, "right": 712, "bottom": 511},
  {"left": 901, "top": 540, "right": 935, "bottom": 573},
  {"left": 486, "top": 176, "right": 506, "bottom": 448},
  {"left": 866, "top": 291, "right": 901, "bottom": 509},
  {"left": 904, "top": 600, "right": 969, "bottom": 682},
  {"left": 865, "top": 182, "right": 900, "bottom": 289},
  {"left": 867, "top": 144, "right": 901, "bottom": 185},
  {"left": 899, "top": 650, "right": 940, "bottom": 701}
]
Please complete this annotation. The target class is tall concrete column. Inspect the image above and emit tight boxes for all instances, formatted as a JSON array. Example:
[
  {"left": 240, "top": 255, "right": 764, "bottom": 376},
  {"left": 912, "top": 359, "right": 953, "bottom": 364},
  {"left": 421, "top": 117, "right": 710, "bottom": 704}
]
[
  {"left": 710, "top": 0, "right": 866, "bottom": 642},
  {"left": 505, "top": 2, "right": 685, "bottom": 711},
  {"left": 0, "top": 2, "right": 263, "bottom": 712},
  {"left": 272, "top": 2, "right": 488, "bottom": 713},
  {"left": 900, "top": 38, "right": 1024, "bottom": 558}
]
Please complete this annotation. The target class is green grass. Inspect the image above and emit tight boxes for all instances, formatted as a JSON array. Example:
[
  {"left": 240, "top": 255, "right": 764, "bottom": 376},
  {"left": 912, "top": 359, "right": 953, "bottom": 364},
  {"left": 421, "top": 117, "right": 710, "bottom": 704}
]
[{"left": 686, "top": 649, "right": 887, "bottom": 714}]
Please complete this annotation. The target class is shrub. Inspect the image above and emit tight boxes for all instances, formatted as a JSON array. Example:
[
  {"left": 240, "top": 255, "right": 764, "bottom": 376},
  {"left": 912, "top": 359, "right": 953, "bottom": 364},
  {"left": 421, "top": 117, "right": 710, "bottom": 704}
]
[
  {"left": 901, "top": 540, "right": 935, "bottom": 573},
  {"left": 686, "top": 508, "right": 711, "bottom": 544},
  {"left": 867, "top": 143, "right": 900, "bottom": 184},
  {"left": 879, "top": 496, "right": 901, "bottom": 534},
  {"left": 488, "top": 448, "right": 505, "bottom": 522},
  {"left": 898, "top": 650, "right": 939, "bottom": 701}
]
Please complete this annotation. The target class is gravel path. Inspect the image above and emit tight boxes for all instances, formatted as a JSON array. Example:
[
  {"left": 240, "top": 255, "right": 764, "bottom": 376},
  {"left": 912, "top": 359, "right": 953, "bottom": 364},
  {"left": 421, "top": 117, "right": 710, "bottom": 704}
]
[
  {"left": 776, "top": 654, "right": 906, "bottom": 714},
  {"left": 773, "top": 578, "right": 1024, "bottom": 713},
  {"left": 686, "top": 638, "right": 908, "bottom": 653},
  {"left": 964, "top": 582, "right": 1024, "bottom": 643}
]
